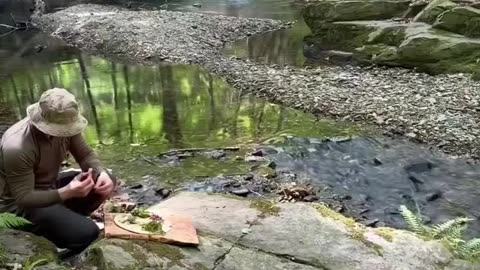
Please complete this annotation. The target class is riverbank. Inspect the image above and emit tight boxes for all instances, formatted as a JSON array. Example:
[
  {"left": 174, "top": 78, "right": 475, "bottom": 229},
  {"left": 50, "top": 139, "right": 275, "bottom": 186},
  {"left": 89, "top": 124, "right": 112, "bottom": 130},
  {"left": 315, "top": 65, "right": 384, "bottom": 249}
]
[{"left": 32, "top": 4, "right": 480, "bottom": 160}]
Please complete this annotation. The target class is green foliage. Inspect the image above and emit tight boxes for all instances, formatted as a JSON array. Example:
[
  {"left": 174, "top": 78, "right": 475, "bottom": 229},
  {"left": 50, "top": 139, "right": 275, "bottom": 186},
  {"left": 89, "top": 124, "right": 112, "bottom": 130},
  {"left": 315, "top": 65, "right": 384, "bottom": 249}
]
[
  {"left": 0, "top": 213, "right": 31, "bottom": 229},
  {"left": 0, "top": 213, "right": 31, "bottom": 266},
  {"left": 400, "top": 205, "right": 480, "bottom": 261},
  {"left": 24, "top": 258, "right": 49, "bottom": 270}
]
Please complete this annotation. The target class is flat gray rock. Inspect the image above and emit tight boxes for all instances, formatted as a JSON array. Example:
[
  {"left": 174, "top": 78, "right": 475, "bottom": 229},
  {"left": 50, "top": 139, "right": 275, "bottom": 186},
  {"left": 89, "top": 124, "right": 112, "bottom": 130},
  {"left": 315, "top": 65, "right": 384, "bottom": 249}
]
[
  {"left": 216, "top": 247, "right": 323, "bottom": 270},
  {"left": 148, "top": 192, "right": 259, "bottom": 240}
]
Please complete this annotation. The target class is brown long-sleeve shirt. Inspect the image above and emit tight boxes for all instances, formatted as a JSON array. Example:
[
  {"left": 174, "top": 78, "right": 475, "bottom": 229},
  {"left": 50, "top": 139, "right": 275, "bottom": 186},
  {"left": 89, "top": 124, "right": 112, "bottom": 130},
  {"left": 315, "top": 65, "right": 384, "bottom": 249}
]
[{"left": 0, "top": 118, "right": 105, "bottom": 212}]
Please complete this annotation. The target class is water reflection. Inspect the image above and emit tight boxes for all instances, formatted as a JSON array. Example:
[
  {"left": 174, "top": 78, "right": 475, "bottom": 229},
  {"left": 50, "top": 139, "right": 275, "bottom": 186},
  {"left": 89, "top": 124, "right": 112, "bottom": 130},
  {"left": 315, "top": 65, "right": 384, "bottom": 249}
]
[
  {"left": 224, "top": 21, "right": 310, "bottom": 66},
  {"left": 1, "top": 54, "right": 354, "bottom": 150}
]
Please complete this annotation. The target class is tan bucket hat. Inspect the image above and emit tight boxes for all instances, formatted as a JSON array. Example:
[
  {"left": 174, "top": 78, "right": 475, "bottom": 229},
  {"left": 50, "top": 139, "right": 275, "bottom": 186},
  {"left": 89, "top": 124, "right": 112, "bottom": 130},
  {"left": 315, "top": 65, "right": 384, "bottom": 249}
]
[{"left": 26, "top": 88, "right": 88, "bottom": 137}]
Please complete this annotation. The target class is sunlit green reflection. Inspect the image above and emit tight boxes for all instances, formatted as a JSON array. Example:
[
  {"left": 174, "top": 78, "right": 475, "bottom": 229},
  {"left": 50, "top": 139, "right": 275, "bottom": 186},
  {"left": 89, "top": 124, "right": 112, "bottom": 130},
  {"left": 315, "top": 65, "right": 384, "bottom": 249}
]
[{"left": 1, "top": 54, "right": 357, "bottom": 183}]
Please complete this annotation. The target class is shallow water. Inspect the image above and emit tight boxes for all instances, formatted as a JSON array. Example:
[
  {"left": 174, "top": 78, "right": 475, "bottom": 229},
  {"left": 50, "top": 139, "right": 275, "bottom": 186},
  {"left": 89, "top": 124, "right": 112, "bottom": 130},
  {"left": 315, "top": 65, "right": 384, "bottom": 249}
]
[{"left": 271, "top": 136, "right": 480, "bottom": 236}]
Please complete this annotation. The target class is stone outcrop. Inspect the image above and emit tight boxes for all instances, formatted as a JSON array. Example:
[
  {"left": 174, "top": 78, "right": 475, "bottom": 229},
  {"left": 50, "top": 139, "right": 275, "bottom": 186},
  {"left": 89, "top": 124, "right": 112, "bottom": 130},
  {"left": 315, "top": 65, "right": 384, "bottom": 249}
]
[
  {"left": 83, "top": 192, "right": 478, "bottom": 270},
  {"left": 1, "top": 192, "right": 479, "bottom": 269},
  {"left": 303, "top": 0, "right": 480, "bottom": 77}
]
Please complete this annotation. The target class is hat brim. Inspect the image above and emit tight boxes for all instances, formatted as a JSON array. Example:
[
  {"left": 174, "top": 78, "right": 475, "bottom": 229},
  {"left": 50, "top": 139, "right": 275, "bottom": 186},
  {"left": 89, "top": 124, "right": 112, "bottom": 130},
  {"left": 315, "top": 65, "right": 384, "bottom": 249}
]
[{"left": 26, "top": 103, "right": 88, "bottom": 137}]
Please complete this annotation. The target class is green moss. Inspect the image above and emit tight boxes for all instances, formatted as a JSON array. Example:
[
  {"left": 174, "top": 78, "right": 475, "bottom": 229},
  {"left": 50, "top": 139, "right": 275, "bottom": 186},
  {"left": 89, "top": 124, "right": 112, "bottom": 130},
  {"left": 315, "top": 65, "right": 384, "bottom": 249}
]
[
  {"left": 86, "top": 245, "right": 107, "bottom": 270},
  {"left": 314, "top": 203, "right": 385, "bottom": 256},
  {"left": 250, "top": 199, "right": 281, "bottom": 217},
  {"left": 192, "top": 262, "right": 209, "bottom": 270},
  {"left": 375, "top": 227, "right": 397, "bottom": 242},
  {"left": 314, "top": 203, "right": 356, "bottom": 229},
  {"left": 144, "top": 242, "right": 185, "bottom": 265},
  {"left": 24, "top": 236, "right": 59, "bottom": 268}
]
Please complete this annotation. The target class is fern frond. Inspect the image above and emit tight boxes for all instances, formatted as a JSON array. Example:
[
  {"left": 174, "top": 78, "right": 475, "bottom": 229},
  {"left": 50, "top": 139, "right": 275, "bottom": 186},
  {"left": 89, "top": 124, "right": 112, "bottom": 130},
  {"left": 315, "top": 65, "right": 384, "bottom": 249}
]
[
  {"left": 432, "top": 217, "right": 473, "bottom": 239},
  {"left": 0, "top": 213, "right": 31, "bottom": 229},
  {"left": 400, "top": 205, "right": 431, "bottom": 236},
  {"left": 465, "top": 239, "right": 480, "bottom": 253}
]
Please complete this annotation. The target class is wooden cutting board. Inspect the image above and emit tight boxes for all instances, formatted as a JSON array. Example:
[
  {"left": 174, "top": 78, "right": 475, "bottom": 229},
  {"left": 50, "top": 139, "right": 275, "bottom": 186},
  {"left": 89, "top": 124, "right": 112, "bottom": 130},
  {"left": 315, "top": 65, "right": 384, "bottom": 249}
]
[{"left": 103, "top": 212, "right": 199, "bottom": 245}]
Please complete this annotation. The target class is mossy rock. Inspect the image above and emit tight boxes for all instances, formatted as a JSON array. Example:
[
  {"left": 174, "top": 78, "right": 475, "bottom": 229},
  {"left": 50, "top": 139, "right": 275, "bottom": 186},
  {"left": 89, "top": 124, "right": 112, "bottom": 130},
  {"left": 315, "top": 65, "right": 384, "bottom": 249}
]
[
  {"left": 303, "top": 0, "right": 411, "bottom": 28},
  {"left": 0, "top": 229, "right": 62, "bottom": 269},
  {"left": 414, "top": 0, "right": 457, "bottom": 24},
  {"left": 84, "top": 239, "right": 187, "bottom": 270},
  {"left": 304, "top": 21, "right": 382, "bottom": 51},
  {"left": 434, "top": 6, "right": 480, "bottom": 37},
  {"left": 396, "top": 29, "right": 480, "bottom": 74}
]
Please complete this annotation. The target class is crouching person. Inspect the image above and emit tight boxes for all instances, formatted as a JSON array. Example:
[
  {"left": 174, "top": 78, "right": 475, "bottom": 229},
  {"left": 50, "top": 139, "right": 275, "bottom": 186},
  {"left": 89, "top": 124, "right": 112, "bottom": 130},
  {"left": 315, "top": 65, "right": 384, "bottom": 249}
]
[{"left": 0, "top": 88, "right": 116, "bottom": 258}]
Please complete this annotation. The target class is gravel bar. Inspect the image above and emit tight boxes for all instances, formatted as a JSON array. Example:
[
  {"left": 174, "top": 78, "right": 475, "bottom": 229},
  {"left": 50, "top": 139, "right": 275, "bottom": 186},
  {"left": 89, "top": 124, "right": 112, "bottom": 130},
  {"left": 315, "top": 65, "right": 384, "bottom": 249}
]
[{"left": 34, "top": 4, "right": 480, "bottom": 159}]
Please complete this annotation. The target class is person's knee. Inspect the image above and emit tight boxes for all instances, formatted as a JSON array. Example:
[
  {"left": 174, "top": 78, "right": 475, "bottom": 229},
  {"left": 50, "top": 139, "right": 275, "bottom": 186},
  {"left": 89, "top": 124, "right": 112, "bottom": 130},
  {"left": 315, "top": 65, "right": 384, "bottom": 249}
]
[{"left": 66, "top": 219, "right": 99, "bottom": 251}]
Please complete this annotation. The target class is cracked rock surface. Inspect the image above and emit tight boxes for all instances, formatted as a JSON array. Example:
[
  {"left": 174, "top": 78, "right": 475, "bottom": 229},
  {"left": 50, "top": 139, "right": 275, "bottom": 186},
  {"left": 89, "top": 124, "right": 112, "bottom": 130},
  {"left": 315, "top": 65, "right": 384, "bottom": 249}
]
[
  {"left": 79, "top": 192, "right": 478, "bottom": 270},
  {"left": 33, "top": 4, "right": 480, "bottom": 160}
]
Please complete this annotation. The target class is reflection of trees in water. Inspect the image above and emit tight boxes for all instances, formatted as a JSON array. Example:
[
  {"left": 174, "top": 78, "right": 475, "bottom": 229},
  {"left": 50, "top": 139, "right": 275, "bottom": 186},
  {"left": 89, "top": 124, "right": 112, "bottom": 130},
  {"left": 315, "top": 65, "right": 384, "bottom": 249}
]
[
  {"left": 78, "top": 55, "right": 103, "bottom": 144},
  {"left": 123, "top": 65, "right": 134, "bottom": 144},
  {"left": 160, "top": 65, "right": 183, "bottom": 148},
  {"left": 2, "top": 54, "right": 323, "bottom": 147},
  {"left": 111, "top": 63, "right": 119, "bottom": 110}
]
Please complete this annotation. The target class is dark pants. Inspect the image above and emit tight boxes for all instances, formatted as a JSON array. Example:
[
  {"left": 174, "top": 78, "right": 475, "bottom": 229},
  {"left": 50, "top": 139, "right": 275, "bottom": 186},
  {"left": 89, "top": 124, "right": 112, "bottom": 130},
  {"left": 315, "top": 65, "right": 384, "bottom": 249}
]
[{"left": 16, "top": 170, "right": 105, "bottom": 258}]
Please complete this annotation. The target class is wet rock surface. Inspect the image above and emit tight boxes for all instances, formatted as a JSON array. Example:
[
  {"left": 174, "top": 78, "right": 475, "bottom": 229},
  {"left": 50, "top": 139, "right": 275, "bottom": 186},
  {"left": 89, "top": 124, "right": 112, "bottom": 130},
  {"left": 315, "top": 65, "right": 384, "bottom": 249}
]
[{"left": 33, "top": 4, "right": 480, "bottom": 160}]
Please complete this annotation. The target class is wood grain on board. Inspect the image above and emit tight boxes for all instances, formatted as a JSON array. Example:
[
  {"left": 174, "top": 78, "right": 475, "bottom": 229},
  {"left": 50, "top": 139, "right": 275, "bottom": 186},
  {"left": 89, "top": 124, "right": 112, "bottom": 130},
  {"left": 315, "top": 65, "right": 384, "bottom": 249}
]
[{"left": 104, "top": 212, "right": 199, "bottom": 245}]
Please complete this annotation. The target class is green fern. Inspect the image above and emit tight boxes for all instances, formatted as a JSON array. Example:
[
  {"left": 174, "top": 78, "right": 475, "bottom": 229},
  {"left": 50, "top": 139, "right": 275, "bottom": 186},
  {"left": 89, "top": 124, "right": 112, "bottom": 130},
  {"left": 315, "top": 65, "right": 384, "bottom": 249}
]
[
  {"left": 400, "top": 205, "right": 480, "bottom": 261},
  {"left": 0, "top": 213, "right": 32, "bottom": 266},
  {"left": 432, "top": 217, "right": 473, "bottom": 239},
  {"left": 399, "top": 205, "right": 431, "bottom": 236},
  {"left": 0, "top": 213, "right": 31, "bottom": 229}
]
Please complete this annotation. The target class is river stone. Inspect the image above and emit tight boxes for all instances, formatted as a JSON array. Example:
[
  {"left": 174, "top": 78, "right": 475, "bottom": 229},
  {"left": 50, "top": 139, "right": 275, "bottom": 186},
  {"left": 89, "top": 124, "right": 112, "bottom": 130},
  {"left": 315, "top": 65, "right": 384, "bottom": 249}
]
[
  {"left": 413, "top": 0, "right": 458, "bottom": 24},
  {"left": 303, "top": 0, "right": 412, "bottom": 26},
  {"left": 433, "top": 6, "right": 480, "bottom": 37},
  {"left": 0, "top": 229, "right": 64, "bottom": 269},
  {"left": 215, "top": 247, "right": 323, "bottom": 270}
]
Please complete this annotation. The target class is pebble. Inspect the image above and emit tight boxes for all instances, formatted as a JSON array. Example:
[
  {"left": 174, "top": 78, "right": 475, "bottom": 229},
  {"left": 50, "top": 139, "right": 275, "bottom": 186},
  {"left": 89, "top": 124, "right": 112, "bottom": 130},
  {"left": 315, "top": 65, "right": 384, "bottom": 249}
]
[
  {"left": 231, "top": 188, "right": 250, "bottom": 196},
  {"left": 245, "top": 156, "right": 266, "bottom": 162}
]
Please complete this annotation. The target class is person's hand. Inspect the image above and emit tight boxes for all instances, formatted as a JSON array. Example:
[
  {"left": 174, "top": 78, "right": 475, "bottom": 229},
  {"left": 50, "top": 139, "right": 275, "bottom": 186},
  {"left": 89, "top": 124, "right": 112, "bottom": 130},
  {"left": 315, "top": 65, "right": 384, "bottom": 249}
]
[
  {"left": 94, "top": 171, "right": 115, "bottom": 197},
  {"left": 59, "top": 169, "right": 95, "bottom": 200}
]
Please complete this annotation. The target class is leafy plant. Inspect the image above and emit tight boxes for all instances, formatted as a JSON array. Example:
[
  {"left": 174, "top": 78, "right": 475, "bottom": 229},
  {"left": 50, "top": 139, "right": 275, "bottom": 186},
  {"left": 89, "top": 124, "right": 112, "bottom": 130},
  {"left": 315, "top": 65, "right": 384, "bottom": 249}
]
[
  {"left": 400, "top": 205, "right": 480, "bottom": 261},
  {"left": 131, "top": 208, "right": 150, "bottom": 218},
  {"left": 0, "top": 213, "right": 31, "bottom": 229},
  {"left": 142, "top": 221, "right": 165, "bottom": 234},
  {"left": 0, "top": 213, "right": 32, "bottom": 266}
]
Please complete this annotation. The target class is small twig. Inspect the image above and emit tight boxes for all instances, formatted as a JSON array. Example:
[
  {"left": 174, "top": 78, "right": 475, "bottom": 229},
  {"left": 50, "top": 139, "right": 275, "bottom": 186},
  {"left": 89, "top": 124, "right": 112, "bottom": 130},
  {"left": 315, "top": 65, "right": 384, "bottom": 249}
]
[
  {"left": 250, "top": 190, "right": 263, "bottom": 198},
  {"left": 141, "top": 155, "right": 161, "bottom": 168},
  {"left": 0, "top": 24, "right": 18, "bottom": 30},
  {"left": 9, "top": 13, "right": 16, "bottom": 26}
]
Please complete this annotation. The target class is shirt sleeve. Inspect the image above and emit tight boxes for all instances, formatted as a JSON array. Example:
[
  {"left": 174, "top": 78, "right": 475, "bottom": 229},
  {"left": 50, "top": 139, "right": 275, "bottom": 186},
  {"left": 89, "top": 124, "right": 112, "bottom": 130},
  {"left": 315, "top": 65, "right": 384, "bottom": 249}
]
[
  {"left": 69, "top": 134, "right": 116, "bottom": 184},
  {"left": 2, "top": 148, "right": 62, "bottom": 208}
]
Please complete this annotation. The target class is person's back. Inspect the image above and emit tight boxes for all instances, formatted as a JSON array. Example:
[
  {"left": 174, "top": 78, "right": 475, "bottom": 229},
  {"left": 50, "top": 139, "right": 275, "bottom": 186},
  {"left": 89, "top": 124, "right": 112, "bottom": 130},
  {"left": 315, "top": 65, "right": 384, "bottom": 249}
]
[{"left": 0, "top": 88, "right": 116, "bottom": 259}]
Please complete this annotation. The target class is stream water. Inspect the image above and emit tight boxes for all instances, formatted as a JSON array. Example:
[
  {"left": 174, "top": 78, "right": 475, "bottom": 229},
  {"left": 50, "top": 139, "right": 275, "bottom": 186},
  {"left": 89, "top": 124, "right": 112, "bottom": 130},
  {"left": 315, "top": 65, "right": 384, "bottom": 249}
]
[{"left": 1, "top": 0, "right": 480, "bottom": 235}]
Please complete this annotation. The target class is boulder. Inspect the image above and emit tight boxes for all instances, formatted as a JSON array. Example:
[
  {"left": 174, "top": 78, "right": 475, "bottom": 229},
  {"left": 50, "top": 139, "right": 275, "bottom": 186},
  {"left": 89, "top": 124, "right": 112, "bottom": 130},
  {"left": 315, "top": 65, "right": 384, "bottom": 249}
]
[
  {"left": 304, "top": 21, "right": 408, "bottom": 51},
  {"left": 396, "top": 29, "right": 480, "bottom": 74},
  {"left": 0, "top": 229, "right": 66, "bottom": 270},
  {"left": 303, "top": 0, "right": 412, "bottom": 28},
  {"left": 413, "top": 0, "right": 458, "bottom": 24},
  {"left": 434, "top": 6, "right": 480, "bottom": 37}
]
